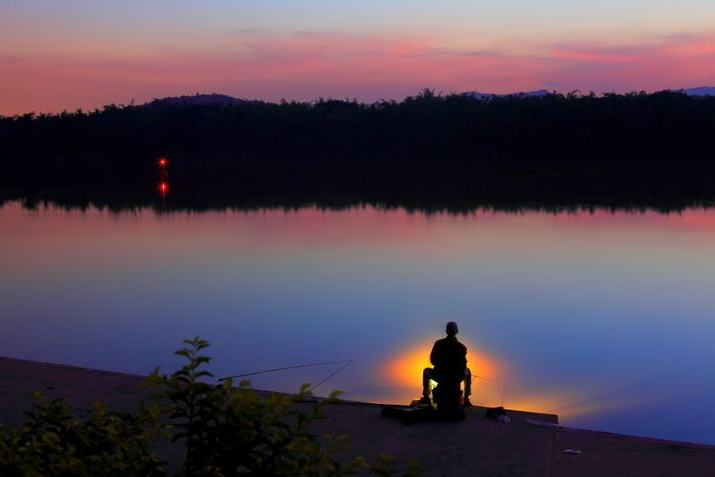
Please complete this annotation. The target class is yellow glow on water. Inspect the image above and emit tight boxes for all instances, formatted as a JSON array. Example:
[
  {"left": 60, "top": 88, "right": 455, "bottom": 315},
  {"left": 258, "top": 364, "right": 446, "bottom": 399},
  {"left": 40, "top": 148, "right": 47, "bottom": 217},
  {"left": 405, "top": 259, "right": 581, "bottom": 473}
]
[
  {"left": 381, "top": 339, "right": 501, "bottom": 390},
  {"left": 515, "top": 387, "right": 653, "bottom": 420},
  {"left": 378, "top": 340, "right": 617, "bottom": 420},
  {"left": 502, "top": 392, "right": 592, "bottom": 419}
]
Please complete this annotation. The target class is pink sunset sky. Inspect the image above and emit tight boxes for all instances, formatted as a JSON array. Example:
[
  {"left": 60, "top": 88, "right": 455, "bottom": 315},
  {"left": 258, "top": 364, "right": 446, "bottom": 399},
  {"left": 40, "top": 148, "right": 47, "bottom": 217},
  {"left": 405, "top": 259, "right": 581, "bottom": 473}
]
[{"left": 1, "top": 0, "right": 714, "bottom": 115}]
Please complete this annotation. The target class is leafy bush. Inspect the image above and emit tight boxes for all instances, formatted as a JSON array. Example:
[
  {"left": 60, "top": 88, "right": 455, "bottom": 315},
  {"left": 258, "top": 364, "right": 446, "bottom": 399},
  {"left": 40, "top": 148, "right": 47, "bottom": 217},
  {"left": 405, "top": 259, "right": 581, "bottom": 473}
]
[
  {"left": 150, "top": 337, "right": 358, "bottom": 476},
  {"left": 0, "top": 395, "right": 164, "bottom": 477},
  {"left": 0, "top": 338, "right": 421, "bottom": 477}
]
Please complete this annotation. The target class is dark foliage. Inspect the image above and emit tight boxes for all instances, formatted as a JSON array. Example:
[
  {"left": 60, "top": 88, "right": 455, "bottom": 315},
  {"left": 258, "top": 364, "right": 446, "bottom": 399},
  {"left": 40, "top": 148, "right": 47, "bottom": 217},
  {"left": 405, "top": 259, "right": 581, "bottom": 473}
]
[
  {"left": 0, "top": 338, "right": 421, "bottom": 477},
  {"left": 0, "top": 395, "right": 164, "bottom": 477},
  {"left": 149, "top": 338, "right": 420, "bottom": 477},
  {"left": 2, "top": 90, "right": 715, "bottom": 211}
]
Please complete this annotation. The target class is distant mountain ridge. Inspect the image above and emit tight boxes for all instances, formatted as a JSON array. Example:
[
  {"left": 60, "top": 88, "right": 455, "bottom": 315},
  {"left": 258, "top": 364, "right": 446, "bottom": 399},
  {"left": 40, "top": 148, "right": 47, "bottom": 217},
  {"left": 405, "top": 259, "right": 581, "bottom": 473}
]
[
  {"left": 144, "top": 93, "right": 262, "bottom": 107},
  {"left": 679, "top": 86, "right": 715, "bottom": 96},
  {"left": 462, "top": 87, "right": 715, "bottom": 98},
  {"left": 143, "top": 87, "right": 715, "bottom": 107}
]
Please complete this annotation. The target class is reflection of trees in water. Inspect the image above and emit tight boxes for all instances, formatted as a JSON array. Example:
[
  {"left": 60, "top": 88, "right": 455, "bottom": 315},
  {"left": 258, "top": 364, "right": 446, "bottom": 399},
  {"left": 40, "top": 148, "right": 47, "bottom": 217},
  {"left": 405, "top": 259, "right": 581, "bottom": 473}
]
[{"left": 2, "top": 189, "right": 713, "bottom": 215}]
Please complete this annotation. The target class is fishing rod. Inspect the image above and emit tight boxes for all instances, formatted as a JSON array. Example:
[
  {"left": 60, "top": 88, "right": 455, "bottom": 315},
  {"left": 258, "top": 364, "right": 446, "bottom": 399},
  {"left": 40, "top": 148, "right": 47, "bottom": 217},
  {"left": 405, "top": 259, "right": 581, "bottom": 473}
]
[{"left": 219, "top": 359, "right": 353, "bottom": 392}]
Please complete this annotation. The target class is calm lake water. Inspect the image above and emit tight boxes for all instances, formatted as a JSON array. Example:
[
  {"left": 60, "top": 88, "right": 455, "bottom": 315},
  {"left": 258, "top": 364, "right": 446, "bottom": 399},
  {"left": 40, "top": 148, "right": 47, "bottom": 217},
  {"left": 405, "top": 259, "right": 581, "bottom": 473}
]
[{"left": 1, "top": 201, "right": 715, "bottom": 444}]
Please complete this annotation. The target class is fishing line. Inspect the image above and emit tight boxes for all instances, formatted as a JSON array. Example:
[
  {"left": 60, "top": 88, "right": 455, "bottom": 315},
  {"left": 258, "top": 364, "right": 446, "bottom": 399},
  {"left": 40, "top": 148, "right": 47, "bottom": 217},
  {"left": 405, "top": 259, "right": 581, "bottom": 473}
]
[
  {"left": 219, "top": 359, "right": 353, "bottom": 391},
  {"left": 545, "top": 375, "right": 665, "bottom": 415},
  {"left": 308, "top": 359, "right": 353, "bottom": 393},
  {"left": 468, "top": 373, "right": 490, "bottom": 406}
]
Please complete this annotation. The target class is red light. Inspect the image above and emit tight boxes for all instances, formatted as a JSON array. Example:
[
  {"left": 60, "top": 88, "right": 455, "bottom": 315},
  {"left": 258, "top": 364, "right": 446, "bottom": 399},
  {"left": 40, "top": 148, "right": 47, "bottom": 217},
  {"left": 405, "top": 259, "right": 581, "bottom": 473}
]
[{"left": 157, "top": 156, "right": 170, "bottom": 197}]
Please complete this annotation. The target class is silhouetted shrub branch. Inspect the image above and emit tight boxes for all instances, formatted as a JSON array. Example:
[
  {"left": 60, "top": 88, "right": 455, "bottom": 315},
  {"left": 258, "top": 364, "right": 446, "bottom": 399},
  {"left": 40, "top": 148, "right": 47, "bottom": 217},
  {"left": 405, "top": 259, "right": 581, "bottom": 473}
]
[{"left": 0, "top": 338, "right": 421, "bottom": 477}]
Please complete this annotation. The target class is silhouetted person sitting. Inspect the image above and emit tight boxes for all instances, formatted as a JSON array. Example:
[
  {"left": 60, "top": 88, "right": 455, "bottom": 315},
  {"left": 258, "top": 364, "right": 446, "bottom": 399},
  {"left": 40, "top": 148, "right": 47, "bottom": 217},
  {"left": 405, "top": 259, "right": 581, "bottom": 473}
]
[{"left": 421, "top": 321, "right": 472, "bottom": 407}]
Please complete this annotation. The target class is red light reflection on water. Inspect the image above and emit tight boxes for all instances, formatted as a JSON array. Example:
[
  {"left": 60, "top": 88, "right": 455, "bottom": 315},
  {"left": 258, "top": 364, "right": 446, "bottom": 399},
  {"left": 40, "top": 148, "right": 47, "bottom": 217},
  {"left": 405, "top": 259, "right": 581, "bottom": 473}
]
[{"left": 157, "top": 155, "right": 170, "bottom": 198}]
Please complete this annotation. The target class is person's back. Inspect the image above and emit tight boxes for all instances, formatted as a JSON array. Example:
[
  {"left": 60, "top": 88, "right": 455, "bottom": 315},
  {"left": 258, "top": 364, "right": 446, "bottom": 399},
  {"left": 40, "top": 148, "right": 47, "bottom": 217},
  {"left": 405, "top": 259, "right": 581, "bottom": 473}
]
[
  {"left": 430, "top": 335, "right": 467, "bottom": 383},
  {"left": 421, "top": 321, "right": 473, "bottom": 406}
]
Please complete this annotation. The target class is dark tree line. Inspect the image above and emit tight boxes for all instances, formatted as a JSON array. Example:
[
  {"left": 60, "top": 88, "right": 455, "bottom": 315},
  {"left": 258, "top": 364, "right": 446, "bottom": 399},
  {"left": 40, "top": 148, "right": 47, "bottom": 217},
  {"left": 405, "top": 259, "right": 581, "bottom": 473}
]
[{"left": 1, "top": 89, "right": 715, "bottom": 211}]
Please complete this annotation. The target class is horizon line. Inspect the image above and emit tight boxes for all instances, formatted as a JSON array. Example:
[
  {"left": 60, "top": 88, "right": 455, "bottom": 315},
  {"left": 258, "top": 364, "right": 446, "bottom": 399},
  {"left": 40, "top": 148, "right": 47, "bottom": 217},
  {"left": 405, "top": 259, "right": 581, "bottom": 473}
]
[{"left": 4, "top": 85, "right": 715, "bottom": 116}]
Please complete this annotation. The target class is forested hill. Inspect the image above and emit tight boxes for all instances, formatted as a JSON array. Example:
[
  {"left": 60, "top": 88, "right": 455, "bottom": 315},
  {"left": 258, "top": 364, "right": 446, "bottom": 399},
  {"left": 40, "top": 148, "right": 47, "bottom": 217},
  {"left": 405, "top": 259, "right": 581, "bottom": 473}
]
[
  {"left": 141, "top": 93, "right": 260, "bottom": 107},
  {"left": 2, "top": 90, "right": 715, "bottom": 211}
]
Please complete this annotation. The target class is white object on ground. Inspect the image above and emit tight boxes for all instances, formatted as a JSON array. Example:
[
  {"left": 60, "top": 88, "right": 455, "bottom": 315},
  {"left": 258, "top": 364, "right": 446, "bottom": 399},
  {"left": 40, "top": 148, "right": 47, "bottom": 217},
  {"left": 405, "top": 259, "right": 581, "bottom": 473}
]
[{"left": 526, "top": 419, "right": 562, "bottom": 428}]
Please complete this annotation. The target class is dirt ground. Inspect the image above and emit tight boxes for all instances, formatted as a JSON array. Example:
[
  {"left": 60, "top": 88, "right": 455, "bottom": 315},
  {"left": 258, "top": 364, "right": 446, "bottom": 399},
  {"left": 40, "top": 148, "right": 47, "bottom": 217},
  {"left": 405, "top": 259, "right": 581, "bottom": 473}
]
[{"left": 2, "top": 356, "right": 714, "bottom": 476}]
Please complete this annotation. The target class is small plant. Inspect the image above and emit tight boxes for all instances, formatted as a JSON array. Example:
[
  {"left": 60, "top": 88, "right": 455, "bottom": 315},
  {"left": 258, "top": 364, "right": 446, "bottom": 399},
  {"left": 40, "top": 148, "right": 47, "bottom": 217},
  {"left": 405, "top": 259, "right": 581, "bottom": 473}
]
[
  {"left": 0, "top": 394, "right": 164, "bottom": 477},
  {"left": 150, "top": 337, "right": 421, "bottom": 476},
  {"left": 0, "top": 338, "right": 421, "bottom": 477}
]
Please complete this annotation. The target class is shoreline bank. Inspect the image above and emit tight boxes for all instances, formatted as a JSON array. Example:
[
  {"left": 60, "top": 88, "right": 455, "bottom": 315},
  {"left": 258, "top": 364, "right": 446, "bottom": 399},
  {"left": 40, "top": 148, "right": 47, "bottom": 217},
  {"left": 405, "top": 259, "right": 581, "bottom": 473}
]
[{"left": 1, "top": 356, "right": 713, "bottom": 476}]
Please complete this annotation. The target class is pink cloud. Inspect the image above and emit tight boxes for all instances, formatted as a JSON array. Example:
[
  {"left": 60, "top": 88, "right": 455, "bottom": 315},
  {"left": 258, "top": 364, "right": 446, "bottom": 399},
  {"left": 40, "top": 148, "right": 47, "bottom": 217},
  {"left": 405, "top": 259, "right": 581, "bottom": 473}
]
[
  {"left": 549, "top": 47, "right": 646, "bottom": 63},
  {"left": 1, "top": 31, "right": 714, "bottom": 114},
  {"left": 543, "top": 34, "right": 715, "bottom": 92}
]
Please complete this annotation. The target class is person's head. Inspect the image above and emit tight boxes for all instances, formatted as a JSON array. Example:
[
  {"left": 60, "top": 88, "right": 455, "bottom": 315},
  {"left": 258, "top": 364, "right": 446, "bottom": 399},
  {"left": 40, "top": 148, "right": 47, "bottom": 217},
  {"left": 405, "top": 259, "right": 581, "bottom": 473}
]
[{"left": 446, "top": 321, "right": 459, "bottom": 336}]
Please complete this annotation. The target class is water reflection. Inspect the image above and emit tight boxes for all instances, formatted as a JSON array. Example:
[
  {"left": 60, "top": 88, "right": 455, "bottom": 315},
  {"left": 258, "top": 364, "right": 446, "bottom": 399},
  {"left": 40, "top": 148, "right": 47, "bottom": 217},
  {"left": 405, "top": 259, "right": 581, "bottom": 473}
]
[
  {"left": 380, "top": 339, "right": 500, "bottom": 400},
  {"left": 1, "top": 201, "right": 715, "bottom": 444},
  {"left": 2, "top": 190, "right": 715, "bottom": 216},
  {"left": 379, "top": 340, "right": 635, "bottom": 421},
  {"left": 157, "top": 156, "right": 170, "bottom": 198}
]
